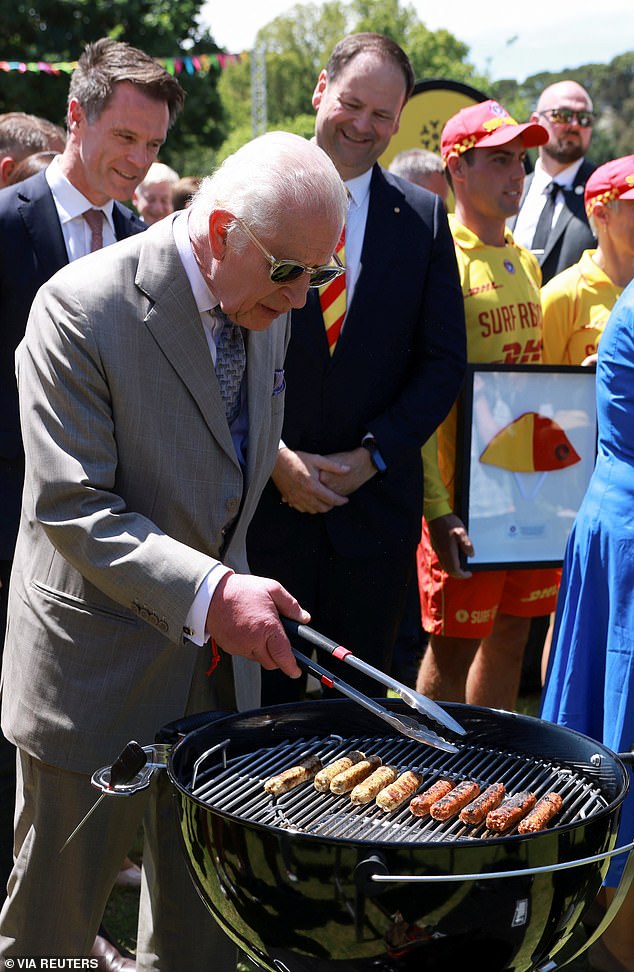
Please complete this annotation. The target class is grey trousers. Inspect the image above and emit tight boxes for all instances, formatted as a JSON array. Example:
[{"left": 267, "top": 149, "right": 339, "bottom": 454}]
[{"left": 0, "top": 650, "right": 238, "bottom": 970}]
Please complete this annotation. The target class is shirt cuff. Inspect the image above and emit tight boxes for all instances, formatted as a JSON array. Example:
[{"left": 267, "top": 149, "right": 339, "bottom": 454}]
[{"left": 183, "top": 564, "right": 232, "bottom": 645}]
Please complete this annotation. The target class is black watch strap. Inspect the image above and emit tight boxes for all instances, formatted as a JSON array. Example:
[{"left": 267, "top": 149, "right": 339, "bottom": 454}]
[{"left": 361, "top": 435, "right": 387, "bottom": 475}]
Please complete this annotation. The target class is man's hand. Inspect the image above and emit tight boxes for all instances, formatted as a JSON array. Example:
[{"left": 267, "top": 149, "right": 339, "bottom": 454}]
[
  {"left": 272, "top": 448, "right": 350, "bottom": 513},
  {"left": 319, "top": 447, "right": 376, "bottom": 495},
  {"left": 205, "top": 573, "right": 309, "bottom": 677},
  {"left": 428, "top": 513, "right": 474, "bottom": 579}
]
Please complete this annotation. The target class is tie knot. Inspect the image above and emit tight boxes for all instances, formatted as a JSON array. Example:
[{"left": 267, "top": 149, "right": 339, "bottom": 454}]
[
  {"left": 83, "top": 209, "right": 104, "bottom": 252},
  {"left": 547, "top": 181, "right": 562, "bottom": 198}
]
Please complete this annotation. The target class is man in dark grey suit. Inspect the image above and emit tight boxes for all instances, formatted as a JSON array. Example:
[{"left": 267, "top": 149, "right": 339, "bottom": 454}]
[
  {"left": 511, "top": 80, "right": 596, "bottom": 285},
  {"left": 0, "top": 131, "right": 347, "bottom": 965}
]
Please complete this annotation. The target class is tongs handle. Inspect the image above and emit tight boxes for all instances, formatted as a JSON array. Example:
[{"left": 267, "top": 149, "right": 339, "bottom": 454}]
[{"left": 281, "top": 617, "right": 465, "bottom": 737}]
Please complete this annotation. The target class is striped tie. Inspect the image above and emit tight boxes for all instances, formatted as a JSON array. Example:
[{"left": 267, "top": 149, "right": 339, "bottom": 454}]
[
  {"left": 319, "top": 226, "right": 346, "bottom": 355},
  {"left": 83, "top": 209, "right": 104, "bottom": 252}
]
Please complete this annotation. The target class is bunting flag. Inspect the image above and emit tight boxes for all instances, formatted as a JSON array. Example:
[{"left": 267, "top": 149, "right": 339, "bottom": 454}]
[{"left": 0, "top": 52, "right": 245, "bottom": 76}]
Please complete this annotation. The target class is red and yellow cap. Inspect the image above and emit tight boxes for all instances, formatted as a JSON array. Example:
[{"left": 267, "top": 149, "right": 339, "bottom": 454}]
[
  {"left": 584, "top": 155, "right": 634, "bottom": 216},
  {"left": 440, "top": 99, "right": 548, "bottom": 165}
]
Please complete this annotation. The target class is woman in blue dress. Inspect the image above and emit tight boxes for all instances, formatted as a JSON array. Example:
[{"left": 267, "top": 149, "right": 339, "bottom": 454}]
[{"left": 541, "top": 276, "right": 634, "bottom": 972}]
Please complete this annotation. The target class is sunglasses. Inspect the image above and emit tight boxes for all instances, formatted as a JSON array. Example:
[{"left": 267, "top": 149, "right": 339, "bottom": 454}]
[
  {"left": 538, "top": 107, "right": 595, "bottom": 128},
  {"left": 233, "top": 216, "right": 345, "bottom": 288}
]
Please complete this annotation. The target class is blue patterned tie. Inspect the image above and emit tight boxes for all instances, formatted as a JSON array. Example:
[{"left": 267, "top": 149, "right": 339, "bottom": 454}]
[{"left": 213, "top": 311, "right": 246, "bottom": 425}]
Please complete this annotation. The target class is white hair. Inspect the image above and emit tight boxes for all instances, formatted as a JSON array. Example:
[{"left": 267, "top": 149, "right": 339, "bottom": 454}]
[
  {"left": 136, "top": 161, "right": 180, "bottom": 192},
  {"left": 188, "top": 131, "right": 347, "bottom": 247}
]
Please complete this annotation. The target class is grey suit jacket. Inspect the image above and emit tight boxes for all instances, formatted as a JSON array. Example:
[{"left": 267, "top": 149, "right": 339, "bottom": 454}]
[{"left": 1, "top": 216, "right": 290, "bottom": 773}]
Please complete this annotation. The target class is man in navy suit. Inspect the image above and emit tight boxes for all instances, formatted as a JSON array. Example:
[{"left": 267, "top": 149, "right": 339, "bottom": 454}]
[
  {"left": 0, "top": 36, "right": 184, "bottom": 966},
  {"left": 247, "top": 33, "right": 467, "bottom": 702}
]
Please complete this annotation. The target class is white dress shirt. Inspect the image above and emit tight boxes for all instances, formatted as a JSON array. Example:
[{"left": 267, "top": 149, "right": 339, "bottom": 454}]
[
  {"left": 342, "top": 168, "right": 372, "bottom": 311},
  {"left": 513, "top": 156, "right": 586, "bottom": 251}
]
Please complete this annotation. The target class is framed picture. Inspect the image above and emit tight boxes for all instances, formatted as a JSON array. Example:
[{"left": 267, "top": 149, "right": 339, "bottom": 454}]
[{"left": 458, "top": 364, "right": 597, "bottom": 570}]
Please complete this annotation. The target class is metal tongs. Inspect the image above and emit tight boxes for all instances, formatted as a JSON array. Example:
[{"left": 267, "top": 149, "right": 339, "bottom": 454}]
[{"left": 283, "top": 618, "right": 465, "bottom": 753}]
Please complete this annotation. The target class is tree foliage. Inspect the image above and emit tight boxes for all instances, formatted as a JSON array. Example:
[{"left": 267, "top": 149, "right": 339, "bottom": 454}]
[
  {"left": 216, "top": 0, "right": 487, "bottom": 158},
  {"left": 0, "top": 0, "right": 227, "bottom": 173},
  {"left": 490, "top": 51, "right": 634, "bottom": 165}
]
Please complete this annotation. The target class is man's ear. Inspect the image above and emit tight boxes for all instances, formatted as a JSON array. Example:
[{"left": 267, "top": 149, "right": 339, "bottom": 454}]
[
  {"left": 446, "top": 155, "right": 462, "bottom": 184},
  {"left": 591, "top": 201, "right": 609, "bottom": 230},
  {"left": 208, "top": 209, "right": 234, "bottom": 259},
  {"left": 67, "top": 97, "right": 85, "bottom": 133},
  {"left": 0, "top": 156, "right": 15, "bottom": 186},
  {"left": 312, "top": 70, "right": 328, "bottom": 111}
]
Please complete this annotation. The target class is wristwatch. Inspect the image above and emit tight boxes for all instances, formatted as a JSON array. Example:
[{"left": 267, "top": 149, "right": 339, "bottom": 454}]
[{"left": 361, "top": 435, "right": 388, "bottom": 476}]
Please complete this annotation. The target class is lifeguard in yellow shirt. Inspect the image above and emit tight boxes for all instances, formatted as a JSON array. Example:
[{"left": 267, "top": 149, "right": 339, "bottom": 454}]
[
  {"left": 416, "top": 100, "right": 562, "bottom": 711},
  {"left": 542, "top": 155, "right": 634, "bottom": 366}
]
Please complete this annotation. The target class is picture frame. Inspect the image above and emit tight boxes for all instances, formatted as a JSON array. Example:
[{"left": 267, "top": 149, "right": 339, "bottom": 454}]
[{"left": 457, "top": 364, "right": 597, "bottom": 570}]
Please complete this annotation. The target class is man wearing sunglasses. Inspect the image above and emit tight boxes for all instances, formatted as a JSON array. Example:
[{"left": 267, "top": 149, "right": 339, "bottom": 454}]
[
  {"left": 511, "top": 80, "right": 596, "bottom": 284},
  {"left": 247, "top": 33, "right": 466, "bottom": 703}
]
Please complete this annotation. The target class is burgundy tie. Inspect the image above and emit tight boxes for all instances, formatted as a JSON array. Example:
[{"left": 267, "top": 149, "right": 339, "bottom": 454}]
[{"left": 83, "top": 209, "right": 104, "bottom": 252}]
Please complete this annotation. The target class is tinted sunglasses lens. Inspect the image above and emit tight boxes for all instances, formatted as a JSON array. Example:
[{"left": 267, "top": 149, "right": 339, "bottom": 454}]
[
  {"left": 310, "top": 267, "right": 341, "bottom": 287},
  {"left": 270, "top": 261, "right": 305, "bottom": 284},
  {"left": 551, "top": 109, "right": 593, "bottom": 127}
]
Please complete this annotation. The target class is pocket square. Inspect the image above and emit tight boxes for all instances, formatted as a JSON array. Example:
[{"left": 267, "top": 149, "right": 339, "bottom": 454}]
[{"left": 273, "top": 368, "right": 286, "bottom": 396}]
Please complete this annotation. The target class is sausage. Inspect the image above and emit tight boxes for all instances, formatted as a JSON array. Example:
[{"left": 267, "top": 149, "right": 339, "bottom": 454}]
[
  {"left": 430, "top": 780, "right": 481, "bottom": 821},
  {"left": 376, "top": 770, "right": 424, "bottom": 812},
  {"left": 486, "top": 791, "right": 537, "bottom": 832},
  {"left": 263, "top": 755, "right": 323, "bottom": 796},
  {"left": 517, "top": 792, "right": 563, "bottom": 834},
  {"left": 314, "top": 751, "right": 366, "bottom": 792},
  {"left": 459, "top": 782, "right": 506, "bottom": 825},
  {"left": 330, "top": 755, "right": 382, "bottom": 795},
  {"left": 350, "top": 765, "right": 398, "bottom": 805},
  {"left": 410, "top": 779, "right": 455, "bottom": 817}
]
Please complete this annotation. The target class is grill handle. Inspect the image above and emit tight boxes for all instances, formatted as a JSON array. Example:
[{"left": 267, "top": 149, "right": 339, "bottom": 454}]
[{"left": 356, "top": 838, "right": 634, "bottom": 886}]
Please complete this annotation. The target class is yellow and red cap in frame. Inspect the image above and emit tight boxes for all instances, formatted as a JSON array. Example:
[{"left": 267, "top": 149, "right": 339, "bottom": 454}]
[{"left": 440, "top": 99, "right": 548, "bottom": 165}]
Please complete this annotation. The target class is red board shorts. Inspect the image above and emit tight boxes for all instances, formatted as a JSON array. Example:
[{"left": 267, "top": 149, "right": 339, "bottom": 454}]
[{"left": 417, "top": 521, "right": 561, "bottom": 640}]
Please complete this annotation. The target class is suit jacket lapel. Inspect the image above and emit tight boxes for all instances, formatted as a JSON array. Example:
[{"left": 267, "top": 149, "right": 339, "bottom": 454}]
[
  {"left": 542, "top": 162, "right": 592, "bottom": 263},
  {"left": 331, "top": 165, "right": 401, "bottom": 361},
  {"left": 17, "top": 172, "right": 68, "bottom": 279},
  {"left": 137, "top": 221, "right": 241, "bottom": 468}
]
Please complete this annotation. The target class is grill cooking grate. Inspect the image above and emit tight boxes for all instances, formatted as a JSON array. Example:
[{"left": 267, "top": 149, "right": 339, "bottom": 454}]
[{"left": 187, "top": 734, "right": 608, "bottom": 844}]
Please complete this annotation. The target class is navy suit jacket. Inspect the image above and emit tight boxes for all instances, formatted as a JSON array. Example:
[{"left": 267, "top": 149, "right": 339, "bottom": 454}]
[
  {"left": 510, "top": 159, "right": 597, "bottom": 285},
  {"left": 0, "top": 170, "right": 145, "bottom": 557},
  {"left": 248, "top": 164, "right": 466, "bottom": 562}
]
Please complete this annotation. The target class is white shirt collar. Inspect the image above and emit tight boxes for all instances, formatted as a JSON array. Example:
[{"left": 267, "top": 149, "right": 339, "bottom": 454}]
[
  {"left": 533, "top": 156, "right": 585, "bottom": 193},
  {"left": 172, "top": 209, "right": 219, "bottom": 315},
  {"left": 45, "top": 155, "right": 115, "bottom": 231},
  {"left": 345, "top": 168, "right": 372, "bottom": 209}
]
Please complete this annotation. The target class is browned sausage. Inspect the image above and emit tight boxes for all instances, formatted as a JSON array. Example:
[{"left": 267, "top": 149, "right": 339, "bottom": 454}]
[
  {"left": 459, "top": 782, "right": 506, "bottom": 825},
  {"left": 330, "top": 755, "right": 382, "bottom": 795},
  {"left": 409, "top": 779, "right": 455, "bottom": 817},
  {"left": 263, "top": 755, "right": 323, "bottom": 796},
  {"left": 350, "top": 765, "right": 398, "bottom": 805},
  {"left": 314, "top": 751, "right": 366, "bottom": 792},
  {"left": 517, "top": 792, "right": 563, "bottom": 833},
  {"left": 486, "top": 791, "right": 537, "bottom": 832},
  {"left": 376, "top": 770, "right": 424, "bottom": 812},
  {"left": 430, "top": 780, "right": 481, "bottom": 820}
]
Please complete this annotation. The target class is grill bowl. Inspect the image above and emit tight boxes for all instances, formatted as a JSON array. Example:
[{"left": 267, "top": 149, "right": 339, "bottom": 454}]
[{"left": 167, "top": 699, "right": 630, "bottom": 972}]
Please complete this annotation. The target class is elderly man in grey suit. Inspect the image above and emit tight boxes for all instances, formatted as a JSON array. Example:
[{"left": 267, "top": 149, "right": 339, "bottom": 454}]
[{"left": 0, "top": 131, "right": 347, "bottom": 968}]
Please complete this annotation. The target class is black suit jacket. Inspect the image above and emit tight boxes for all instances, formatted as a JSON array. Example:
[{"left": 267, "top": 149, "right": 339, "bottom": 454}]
[
  {"left": 0, "top": 169, "right": 145, "bottom": 557},
  {"left": 511, "top": 159, "right": 597, "bottom": 285},
  {"left": 248, "top": 164, "right": 466, "bottom": 562}
]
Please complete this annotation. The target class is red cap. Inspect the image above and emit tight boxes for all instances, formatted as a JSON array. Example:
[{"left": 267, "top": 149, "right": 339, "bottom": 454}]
[
  {"left": 441, "top": 100, "right": 548, "bottom": 165},
  {"left": 584, "top": 155, "right": 634, "bottom": 216}
]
